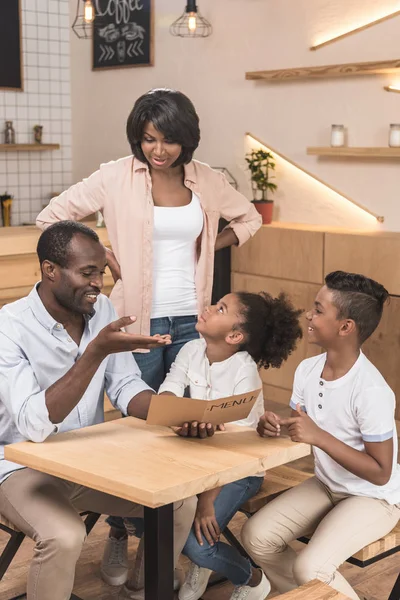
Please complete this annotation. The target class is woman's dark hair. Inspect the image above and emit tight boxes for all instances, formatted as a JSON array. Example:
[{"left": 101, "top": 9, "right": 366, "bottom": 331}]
[
  {"left": 126, "top": 88, "right": 200, "bottom": 167},
  {"left": 235, "top": 291, "right": 303, "bottom": 370},
  {"left": 37, "top": 220, "right": 99, "bottom": 268},
  {"left": 325, "top": 270, "right": 389, "bottom": 344}
]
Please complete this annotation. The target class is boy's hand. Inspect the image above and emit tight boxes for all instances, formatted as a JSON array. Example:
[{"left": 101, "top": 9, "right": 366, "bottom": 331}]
[
  {"left": 176, "top": 422, "right": 215, "bottom": 438},
  {"left": 280, "top": 403, "right": 322, "bottom": 445},
  {"left": 194, "top": 497, "right": 220, "bottom": 546},
  {"left": 257, "top": 411, "right": 281, "bottom": 437}
]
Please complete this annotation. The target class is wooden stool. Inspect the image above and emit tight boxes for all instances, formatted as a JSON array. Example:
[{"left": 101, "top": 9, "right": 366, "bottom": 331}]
[{"left": 274, "top": 579, "right": 351, "bottom": 599}]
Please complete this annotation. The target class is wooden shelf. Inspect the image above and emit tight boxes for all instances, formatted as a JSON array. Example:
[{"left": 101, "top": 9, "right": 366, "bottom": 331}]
[
  {"left": 246, "top": 59, "right": 400, "bottom": 81},
  {"left": 307, "top": 147, "right": 400, "bottom": 158},
  {"left": 0, "top": 144, "right": 60, "bottom": 152},
  {"left": 384, "top": 85, "right": 400, "bottom": 93},
  {"left": 247, "top": 133, "right": 384, "bottom": 223}
]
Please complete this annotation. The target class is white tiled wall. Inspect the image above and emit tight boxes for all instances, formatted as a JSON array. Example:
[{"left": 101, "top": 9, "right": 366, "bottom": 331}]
[{"left": 0, "top": 0, "right": 72, "bottom": 225}]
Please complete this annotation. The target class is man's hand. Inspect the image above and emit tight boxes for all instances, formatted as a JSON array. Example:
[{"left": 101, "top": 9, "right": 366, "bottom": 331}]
[
  {"left": 89, "top": 317, "right": 171, "bottom": 359},
  {"left": 257, "top": 411, "right": 281, "bottom": 438},
  {"left": 105, "top": 247, "right": 121, "bottom": 283},
  {"left": 280, "top": 403, "right": 322, "bottom": 445},
  {"left": 176, "top": 421, "right": 216, "bottom": 438},
  {"left": 194, "top": 496, "right": 220, "bottom": 546}
]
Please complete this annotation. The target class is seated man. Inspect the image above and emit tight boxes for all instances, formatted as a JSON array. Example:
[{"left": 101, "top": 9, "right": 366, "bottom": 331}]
[{"left": 0, "top": 221, "right": 196, "bottom": 600}]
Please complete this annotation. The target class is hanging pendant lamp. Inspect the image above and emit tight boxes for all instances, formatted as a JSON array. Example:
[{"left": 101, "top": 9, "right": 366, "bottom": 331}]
[
  {"left": 170, "top": 1, "right": 212, "bottom": 38},
  {"left": 72, "top": 0, "right": 95, "bottom": 39}
]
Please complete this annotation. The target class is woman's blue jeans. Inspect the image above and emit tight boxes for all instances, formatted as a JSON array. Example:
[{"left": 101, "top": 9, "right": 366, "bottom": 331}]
[
  {"left": 182, "top": 476, "right": 263, "bottom": 586},
  {"left": 107, "top": 315, "right": 199, "bottom": 533}
]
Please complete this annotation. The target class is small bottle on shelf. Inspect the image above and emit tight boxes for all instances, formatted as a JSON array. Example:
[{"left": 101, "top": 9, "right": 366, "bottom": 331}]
[
  {"left": 389, "top": 124, "right": 400, "bottom": 148},
  {"left": 4, "top": 121, "right": 15, "bottom": 145},
  {"left": 330, "top": 124, "right": 345, "bottom": 147}
]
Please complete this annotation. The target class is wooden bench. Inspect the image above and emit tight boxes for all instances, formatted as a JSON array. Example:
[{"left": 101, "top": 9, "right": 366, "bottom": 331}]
[{"left": 274, "top": 579, "right": 350, "bottom": 599}]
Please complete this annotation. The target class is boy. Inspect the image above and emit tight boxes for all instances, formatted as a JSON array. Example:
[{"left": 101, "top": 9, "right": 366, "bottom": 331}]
[{"left": 242, "top": 271, "right": 400, "bottom": 600}]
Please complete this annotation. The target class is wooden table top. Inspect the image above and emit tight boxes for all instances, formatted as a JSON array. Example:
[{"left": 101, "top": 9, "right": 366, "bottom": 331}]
[{"left": 5, "top": 418, "right": 310, "bottom": 508}]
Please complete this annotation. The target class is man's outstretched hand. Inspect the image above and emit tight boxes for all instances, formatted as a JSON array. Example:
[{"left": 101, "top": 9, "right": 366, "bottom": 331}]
[{"left": 89, "top": 316, "right": 171, "bottom": 359}]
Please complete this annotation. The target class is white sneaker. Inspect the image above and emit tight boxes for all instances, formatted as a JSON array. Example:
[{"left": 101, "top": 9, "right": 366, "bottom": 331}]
[
  {"left": 119, "top": 569, "right": 184, "bottom": 599},
  {"left": 101, "top": 535, "right": 129, "bottom": 586},
  {"left": 229, "top": 571, "right": 271, "bottom": 600},
  {"left": 178, "top": 561, "right": 213, "bottom": 600},
  {"left": 118, "top": 586, "right": 144, "bottom": 600}
]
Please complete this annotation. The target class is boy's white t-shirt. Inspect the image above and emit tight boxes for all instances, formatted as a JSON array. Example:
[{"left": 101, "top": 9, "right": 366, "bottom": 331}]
[
  {"left": 159, "top": 338, "right": 265, "bottom": 431},
  {"left": 290, "top": 351, "right": 400, "bottom": 504}
]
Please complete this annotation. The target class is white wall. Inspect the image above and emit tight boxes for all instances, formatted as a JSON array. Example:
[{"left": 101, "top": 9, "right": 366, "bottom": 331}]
[
  {"left": 70, "top": 0, "right": 400, "bottom": 231},
  {"left": 0, "top": 0, "right": 72, "bottom": 225}
]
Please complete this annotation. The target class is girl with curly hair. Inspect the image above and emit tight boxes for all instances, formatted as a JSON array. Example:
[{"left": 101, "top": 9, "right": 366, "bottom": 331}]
[{"left": 157, "top": 290, "right": 303, "bottom": 600}]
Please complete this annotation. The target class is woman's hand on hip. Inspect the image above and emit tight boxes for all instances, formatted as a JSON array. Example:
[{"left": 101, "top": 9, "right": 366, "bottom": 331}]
[{"left": 105, "top": 247, "right": 121, "bottom": 283}]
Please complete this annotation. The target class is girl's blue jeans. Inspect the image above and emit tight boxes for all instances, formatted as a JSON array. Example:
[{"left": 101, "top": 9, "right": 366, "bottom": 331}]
[{"left": 182, "top": 476, "right": 263, "bottom": 586}]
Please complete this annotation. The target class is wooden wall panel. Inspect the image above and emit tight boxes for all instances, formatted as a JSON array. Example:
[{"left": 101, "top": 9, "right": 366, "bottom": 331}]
[
  {"left": 232, "top": 273, "right": 321, "bottom": 391},
  {"left": 232, "top": 227, "right": 324, "bottom": 284},
  {"left": 324, "top": 233, "right": 400, "bottom": 295},
  {"left": 363, "top": 295, "right": 400, "bottom": 419}
]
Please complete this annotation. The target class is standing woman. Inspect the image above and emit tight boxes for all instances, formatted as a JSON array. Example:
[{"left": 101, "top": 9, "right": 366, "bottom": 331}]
[
  {"left": 37, "top": 88, "right": 261, "bottom": 392},
  {"left": 36, "top": 88, "right": 262, "bottom": 591}
]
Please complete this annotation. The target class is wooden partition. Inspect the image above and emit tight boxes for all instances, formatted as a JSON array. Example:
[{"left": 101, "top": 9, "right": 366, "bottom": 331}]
[{"left": 232, "top": 223, "right": 400, "bottom": 418}]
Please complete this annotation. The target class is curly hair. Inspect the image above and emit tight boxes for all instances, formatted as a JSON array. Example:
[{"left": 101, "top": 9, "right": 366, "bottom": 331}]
[
  {"left": 126, "top": 88, "right": 200, "bottom": 167},
  {"left": 235, "top": 291, "right": 303, "bottom": 370},
  {"left": 325, "top": 271, "right": 389, "bottom": 344}
]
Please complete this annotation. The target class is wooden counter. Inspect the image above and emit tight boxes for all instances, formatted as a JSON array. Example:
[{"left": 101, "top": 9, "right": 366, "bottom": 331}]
[
  {"left": 232, "top": 223, "right": 400, "bottom": 418},
  {"left": 0, "top": 224, "right": 113, "bottom": 307}
]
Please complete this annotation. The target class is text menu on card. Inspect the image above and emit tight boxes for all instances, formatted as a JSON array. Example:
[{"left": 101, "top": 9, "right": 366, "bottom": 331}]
[{"left": 146, "top": 390, "right": 262, "bottom": 427}]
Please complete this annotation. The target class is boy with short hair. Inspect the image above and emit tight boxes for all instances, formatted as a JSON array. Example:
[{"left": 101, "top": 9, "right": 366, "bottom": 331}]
[{"left": 242, "top": 271, "right": 400, "bottom": 600}]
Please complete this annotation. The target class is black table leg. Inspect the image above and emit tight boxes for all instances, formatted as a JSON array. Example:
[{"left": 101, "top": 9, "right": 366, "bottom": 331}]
[{"left": 144, "top": 504, "right": 174, "bottom": 600}]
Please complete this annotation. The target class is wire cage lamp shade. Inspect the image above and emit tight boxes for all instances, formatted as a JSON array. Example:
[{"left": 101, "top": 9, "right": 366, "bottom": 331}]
[
  {"left": 72, "top": 0, "right": 95, "bottom": 39},
  {"left": 170, "top": 1, "right": 212, "bottom": 38}
]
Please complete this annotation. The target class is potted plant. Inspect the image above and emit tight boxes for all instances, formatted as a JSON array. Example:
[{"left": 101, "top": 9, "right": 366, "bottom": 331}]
[{"left": 245, "top": 149, "right": 277, "bottom": 224}]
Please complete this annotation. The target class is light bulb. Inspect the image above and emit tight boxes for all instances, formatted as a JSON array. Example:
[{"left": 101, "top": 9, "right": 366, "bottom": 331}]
[
  {"left": 84, "top": 0, "right": 95, "bottom": 23},
  {"left": 188, "top": 13, "right": 197, "bottom": 32}
]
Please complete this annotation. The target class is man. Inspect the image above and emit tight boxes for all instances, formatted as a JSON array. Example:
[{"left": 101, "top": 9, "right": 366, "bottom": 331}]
[{"left": 0, "top": 221, "right": 196, "bottom": 600}]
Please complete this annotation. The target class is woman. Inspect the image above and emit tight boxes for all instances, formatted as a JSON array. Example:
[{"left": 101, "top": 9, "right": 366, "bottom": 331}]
[{"left": 36, "top": 88, "right": 262, "bottom": 595}]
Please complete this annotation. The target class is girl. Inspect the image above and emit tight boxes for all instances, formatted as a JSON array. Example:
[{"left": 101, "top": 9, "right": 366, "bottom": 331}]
[{"left": 159, "top": 290, "right": 303, "bottom": 600}]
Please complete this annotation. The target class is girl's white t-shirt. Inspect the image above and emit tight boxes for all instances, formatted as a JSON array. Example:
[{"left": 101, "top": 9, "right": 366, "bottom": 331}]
[
  {"left": 151, "top": 193, "right": 204, "bottom": 319},
  {"left": 159, "top": 338, "right": 265, "bottom": 430},
  {"left": 290, "top": 351, "right": 400, "bottom": 504},
  {"left": 159, "top": 339, "right": 265, "bottom": 477}
]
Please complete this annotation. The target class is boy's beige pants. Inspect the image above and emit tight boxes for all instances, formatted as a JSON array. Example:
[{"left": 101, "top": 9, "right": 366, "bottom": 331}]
[
  {"left": 242, "top": 476, "right": 400, "bottom": 600},
  {"left": 0, "top": 468, "right": 196, "bottom": 600}
]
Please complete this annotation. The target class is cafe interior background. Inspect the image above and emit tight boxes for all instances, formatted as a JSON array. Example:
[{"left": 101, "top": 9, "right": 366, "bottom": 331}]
[
  {"left": 2, "top": 2, "right": 400, "bottom": 599},
  {"left": 0, "top": 0, "right": 399, "bottom": 230}
]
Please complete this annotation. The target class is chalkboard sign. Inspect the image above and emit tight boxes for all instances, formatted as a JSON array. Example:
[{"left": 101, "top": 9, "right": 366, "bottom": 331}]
[
  {"left": 0, "top": 0, "right": 22, "bottom": 90},
  {"left": 92, "top": 0, "right": 153, "bottom": 70}
]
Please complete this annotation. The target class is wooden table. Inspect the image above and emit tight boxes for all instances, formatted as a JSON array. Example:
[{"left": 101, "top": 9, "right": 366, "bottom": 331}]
[{"left": 5, "top": 417, "right": 310, "bottom": 600}]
